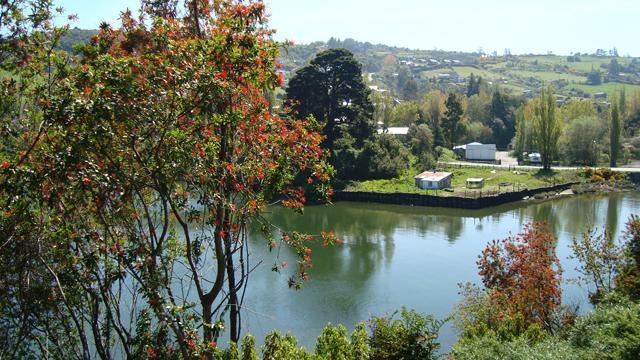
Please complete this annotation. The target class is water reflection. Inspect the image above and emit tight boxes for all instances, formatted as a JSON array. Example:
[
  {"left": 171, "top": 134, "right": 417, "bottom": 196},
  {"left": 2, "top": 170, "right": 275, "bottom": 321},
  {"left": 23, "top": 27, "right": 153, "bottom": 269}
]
[{"left": 241, "top": 193, "right": 639, "bottom": 350}]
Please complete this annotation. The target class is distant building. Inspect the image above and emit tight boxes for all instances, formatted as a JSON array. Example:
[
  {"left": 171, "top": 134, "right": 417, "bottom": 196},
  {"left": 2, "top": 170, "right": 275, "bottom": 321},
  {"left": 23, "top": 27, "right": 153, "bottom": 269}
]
[
  {"left": 453, "top": 142, "right": 497, "bottom": 161},
  {"left": 594, "top": 92, "right": 607, "bottom": 100},
  {"left": 415, "top": 171, "right": 453, "bottom": 190},
  {"left": 377, "top": 127, "right": 409, "bottom": 136}
]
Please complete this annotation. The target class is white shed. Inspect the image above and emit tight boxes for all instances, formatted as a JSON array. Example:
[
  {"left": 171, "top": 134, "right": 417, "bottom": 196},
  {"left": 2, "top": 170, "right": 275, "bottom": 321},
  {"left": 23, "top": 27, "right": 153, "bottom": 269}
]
[
  {"left": 414, "top": 171, "right": 453, "bottom": 190},
  {"left": 464, "top": 142, "right": 496, "bottom": 161}
]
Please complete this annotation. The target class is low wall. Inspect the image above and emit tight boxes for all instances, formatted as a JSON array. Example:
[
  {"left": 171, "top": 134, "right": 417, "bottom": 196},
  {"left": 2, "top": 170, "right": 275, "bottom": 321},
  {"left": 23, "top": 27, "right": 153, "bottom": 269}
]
[
  {"left": 333, "top": 183, "right": 579, "bottom": 210},
  {"left": 627, "top": 172, "right": 640, "bottom": 183}
]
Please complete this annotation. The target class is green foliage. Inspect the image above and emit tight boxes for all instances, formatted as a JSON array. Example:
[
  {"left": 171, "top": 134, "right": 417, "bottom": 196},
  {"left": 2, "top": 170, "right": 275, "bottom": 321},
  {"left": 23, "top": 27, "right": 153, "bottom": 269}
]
[
  {"left": 569, "top": 227, "right": 622, "bottom": 303},
  {"left": 560, "top": 116, "right": 605, "bottom": 165},
  {"left": 452, "top": 336, "right": 579, "bottom": 360},
  {"left": 569, "top": 300, "right": 640, "bottom": 360},
  {"left": 369, "top": 308, "right": 446, "bottom": 360},
  {"left": 358, "top": 134, "right": 411, "bottom": 180},
  {"left": 532, "top": 87, "right": 561, "bottom": 170},
  {"left": 587, "top": 68, "right": 602, "bottom": 85},
  {"left": 407, "top": 124, "right": 436, "bottom": 170},
  {"left": 286, "top": 48, "right": 374, "bottom": 148},
  {"left": 262, "top": 331, "right": 313, "bottom": 360},
  {"left": 350, "top": 322, "right": 370, "bottom": 360},
  {"left": 315, "top": 323, "right": 351, "bottom": 359},
  {"left": 225, "top": 342, "right": 240, "bottom": 360},
  {"left": 610, "top": 94, "right": 622, "bottom": 167},
  {"left": 616, "top": 215, "right": 640, "bottom": 301},
  {"left": 443, "top": 93, "right": 466, "bottom": 147},
  {"left": 241, "top": 334, "right": 259, "bottom": 360},
  {"left": 391, "top": 101, "right": 419, "bottom": 126},
  {"left": 331, "top": 133, "right": 363, "bottom": 184}
]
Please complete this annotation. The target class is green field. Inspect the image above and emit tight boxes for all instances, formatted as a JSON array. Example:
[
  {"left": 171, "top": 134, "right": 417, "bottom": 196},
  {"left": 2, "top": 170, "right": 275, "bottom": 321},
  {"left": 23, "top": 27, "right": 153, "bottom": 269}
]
[
  {"left": 503, "top": 69, "right": 586, "bottom": 83},
  {"left": 569, "top": 82, "right": 640, "bottom": 95},
  {"left": 345, "top": 166, "right": 578, "bottom": 197},
  {"left": 452, "top": 66, "right": 500, "bottom": 80}
]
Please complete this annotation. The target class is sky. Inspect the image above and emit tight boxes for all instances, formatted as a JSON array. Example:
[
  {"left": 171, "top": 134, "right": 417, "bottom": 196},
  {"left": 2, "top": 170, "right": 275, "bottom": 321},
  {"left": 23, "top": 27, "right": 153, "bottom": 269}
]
[{"left": 58, "top": 0, "right": 639, "bottom": 56}]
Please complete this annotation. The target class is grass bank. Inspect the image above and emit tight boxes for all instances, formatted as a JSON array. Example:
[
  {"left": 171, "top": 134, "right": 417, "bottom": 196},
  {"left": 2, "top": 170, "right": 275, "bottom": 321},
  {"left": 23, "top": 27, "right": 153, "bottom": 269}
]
[{"left": 345, "top": 166, "right": 580, "bottom": 197}]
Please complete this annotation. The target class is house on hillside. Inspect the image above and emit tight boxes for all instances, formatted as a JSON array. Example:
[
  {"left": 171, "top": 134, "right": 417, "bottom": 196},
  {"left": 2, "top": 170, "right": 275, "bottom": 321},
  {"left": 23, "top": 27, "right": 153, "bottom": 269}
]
[
  {"left": 453, "top": 142, "right": 496, "bottom": 161},
  {"left": 415, "top": 171, "right": 453, "bottom": 190}
]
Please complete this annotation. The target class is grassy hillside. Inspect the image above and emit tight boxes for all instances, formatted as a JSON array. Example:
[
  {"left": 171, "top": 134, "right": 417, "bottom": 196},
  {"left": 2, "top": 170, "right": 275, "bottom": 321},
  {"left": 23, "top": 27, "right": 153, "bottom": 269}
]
[{"left": 282, "top": 39, "right": 640, "bottom": 100}]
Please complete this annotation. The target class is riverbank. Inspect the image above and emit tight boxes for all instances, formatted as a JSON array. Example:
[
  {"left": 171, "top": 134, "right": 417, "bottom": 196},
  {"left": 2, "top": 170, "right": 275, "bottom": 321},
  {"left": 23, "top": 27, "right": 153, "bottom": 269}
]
[
  {"left": 345, "top": 166, "right": 577, "bottom": 197},
  {"left": 333, "top": 182, "right": 580, "bottom": 210}
]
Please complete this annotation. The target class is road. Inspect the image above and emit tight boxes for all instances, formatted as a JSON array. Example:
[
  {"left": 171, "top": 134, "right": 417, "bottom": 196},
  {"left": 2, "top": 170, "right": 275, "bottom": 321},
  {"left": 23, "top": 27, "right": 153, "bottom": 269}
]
[{"left": 439, "top": 161, "right": 640, "bottom": 173}]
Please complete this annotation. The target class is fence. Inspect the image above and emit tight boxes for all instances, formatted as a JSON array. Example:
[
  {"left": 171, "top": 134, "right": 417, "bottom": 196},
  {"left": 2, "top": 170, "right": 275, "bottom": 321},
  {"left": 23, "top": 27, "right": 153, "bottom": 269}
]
[{"left": 333, "top": 182, "right": 579, "bottom": 210}]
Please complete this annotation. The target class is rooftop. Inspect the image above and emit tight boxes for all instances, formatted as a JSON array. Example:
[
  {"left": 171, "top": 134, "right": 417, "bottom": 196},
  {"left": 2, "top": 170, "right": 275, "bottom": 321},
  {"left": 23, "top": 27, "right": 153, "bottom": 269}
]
[
  {"left": 377, "top": 127, "right": 409, "bottom": 135},
  {"left": 415, "top": 171, "right": 452, "bottom": 181}
]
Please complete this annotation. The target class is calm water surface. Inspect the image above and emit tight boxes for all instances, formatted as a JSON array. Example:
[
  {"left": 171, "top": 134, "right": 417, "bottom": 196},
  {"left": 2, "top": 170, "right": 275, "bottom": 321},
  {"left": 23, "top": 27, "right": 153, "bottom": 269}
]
[{"left": 240, "top": 192, "right": 640, "bottom": 350}]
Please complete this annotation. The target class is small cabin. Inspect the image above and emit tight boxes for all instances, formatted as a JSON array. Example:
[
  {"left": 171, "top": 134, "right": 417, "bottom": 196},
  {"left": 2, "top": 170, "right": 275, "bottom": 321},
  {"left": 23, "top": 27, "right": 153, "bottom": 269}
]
[
  {"left": 415, "top": 171, "right": 453, "bottom": 190},
  {"left": 466, "top": 178, "right": 485, "bottom": 189}
]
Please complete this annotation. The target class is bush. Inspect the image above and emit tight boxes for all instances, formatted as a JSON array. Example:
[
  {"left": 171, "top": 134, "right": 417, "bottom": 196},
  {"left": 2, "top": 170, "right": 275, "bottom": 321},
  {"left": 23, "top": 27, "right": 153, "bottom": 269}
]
[
  {"left": 616, "top": 216, "right": 640, "bottom": 301},
  {"left": 262, "top": 331, "right": 313, "bottom": 360},
  {"left": 451, "top": 336, "right": 579, "bottom": 360},
  {"left": 315, "top": 324, "right": 351, "bottom": 359},
  {"left": 568, "top": 300, "right": 640, "bottom": 360},
  {"left": 358, "top": 134, "right": 411, "bottom": 180},
  {"left": 369, "top": 308, "right": 446, "bottom": 360}
]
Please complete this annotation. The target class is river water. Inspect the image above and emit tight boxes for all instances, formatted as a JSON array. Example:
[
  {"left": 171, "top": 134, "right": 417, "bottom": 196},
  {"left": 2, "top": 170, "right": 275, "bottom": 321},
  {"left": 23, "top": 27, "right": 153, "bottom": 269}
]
[{"left": 240, "top": 193, "right": 640, "bottom": 351}]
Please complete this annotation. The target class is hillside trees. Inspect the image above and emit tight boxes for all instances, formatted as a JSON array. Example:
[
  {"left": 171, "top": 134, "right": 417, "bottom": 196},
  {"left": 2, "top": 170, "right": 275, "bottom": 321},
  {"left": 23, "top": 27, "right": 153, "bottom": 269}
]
[{"left": 1, "top": 1, "right": 335, "bottom": 357}]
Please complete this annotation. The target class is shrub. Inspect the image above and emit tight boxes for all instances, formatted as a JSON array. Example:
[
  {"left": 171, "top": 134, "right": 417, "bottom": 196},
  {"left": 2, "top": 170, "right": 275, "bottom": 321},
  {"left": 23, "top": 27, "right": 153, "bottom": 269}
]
[
  {"left": 616, "top": 215, "right": 640, "bottom": 301},
  {"left": 350, "top": 323, "right": 370, "bottom": 360},
  {"left": 315, "top": 324, "right": 351, "bottom": 359},
  {"left": 451, "top": 335, "right": 579, "bottom": 360},
  {"left": 241, "top": 334, "right": 258, "bottom": 360},
  {"left": 369, "top": 308, "right": 446, "bottom": 360},
  {"left": 568, "top": 300, "right": 640, "bottom": 360},
  {"left": 358, "top": 134, "right": 411, "bottom": 180},
  {"left": 262, "top": 331, "right": 312, "bottom": 360}
]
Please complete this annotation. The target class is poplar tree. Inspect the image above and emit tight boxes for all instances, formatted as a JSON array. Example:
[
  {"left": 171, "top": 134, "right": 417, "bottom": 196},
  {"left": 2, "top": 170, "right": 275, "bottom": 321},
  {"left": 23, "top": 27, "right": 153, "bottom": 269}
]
[
  {"left": 532, "top": 87, "right": 561, "bottom": 170},
  {"left": 610, "top": 96, "right": 621, "bottom": 167}
]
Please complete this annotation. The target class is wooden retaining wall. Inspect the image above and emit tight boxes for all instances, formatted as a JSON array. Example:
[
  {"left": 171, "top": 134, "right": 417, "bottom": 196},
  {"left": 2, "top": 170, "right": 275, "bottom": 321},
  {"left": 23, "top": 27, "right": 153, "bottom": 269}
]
[{"left": 333, "top": 183, "right": 579, "bottom": 210}]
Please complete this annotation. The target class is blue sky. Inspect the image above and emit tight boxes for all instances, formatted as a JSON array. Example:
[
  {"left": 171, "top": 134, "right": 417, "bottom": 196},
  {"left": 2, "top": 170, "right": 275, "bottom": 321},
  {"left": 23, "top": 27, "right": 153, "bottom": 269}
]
[{"left": 58, "top": 0, "right": 638, "bottom": 56}]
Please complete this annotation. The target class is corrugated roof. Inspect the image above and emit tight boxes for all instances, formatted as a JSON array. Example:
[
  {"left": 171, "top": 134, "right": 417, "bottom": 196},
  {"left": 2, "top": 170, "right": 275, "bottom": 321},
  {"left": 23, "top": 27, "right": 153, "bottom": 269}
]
[{"left": 414, "top": 171, "right": 452, "bottom": 181}]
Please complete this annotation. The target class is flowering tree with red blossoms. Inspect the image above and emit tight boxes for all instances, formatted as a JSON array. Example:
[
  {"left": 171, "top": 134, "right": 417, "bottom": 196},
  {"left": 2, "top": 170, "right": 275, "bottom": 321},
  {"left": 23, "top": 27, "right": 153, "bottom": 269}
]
[
  {"left": 477, "top": 222, "right": 562, "bottom": 331},
  {"left": 1, "top": 0, "right": 336, "bottom": 358}
]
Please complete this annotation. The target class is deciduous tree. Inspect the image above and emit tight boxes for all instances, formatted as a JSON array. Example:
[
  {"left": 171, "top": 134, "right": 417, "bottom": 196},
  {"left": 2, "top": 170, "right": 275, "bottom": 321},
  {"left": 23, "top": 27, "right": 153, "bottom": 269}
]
[
  {"left": 477, "top": 222, "right": 562, "bottom": 330},
  {"left": 532, "top": 87, "right": 561, "bottom": 170},
  {"left": 1, "top": 1, "right": 335, "bottom": 358}
]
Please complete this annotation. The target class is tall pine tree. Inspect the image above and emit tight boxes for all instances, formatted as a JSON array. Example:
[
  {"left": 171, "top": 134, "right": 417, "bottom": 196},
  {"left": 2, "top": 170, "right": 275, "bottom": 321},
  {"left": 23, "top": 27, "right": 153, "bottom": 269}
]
[{"left": 286, "top": 49, "right": 374, "bottom": 148}]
